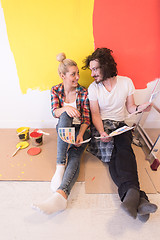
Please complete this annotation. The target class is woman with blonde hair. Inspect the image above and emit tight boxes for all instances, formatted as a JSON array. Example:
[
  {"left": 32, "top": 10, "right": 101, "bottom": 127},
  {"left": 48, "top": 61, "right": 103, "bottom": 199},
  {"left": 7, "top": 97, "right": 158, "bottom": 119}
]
[{"left": 32, "top": 53, "right": 90, "bottom": 214}]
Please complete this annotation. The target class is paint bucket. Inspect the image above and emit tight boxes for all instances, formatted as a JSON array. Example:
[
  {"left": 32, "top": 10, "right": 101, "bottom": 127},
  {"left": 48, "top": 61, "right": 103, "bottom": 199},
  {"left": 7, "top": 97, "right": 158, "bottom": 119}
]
[
  {"left": 17, "top": 127, "right": 30, "bottom": 141},
  {"left": 30, "top": 130, "right": 43, "bottom": 146}
]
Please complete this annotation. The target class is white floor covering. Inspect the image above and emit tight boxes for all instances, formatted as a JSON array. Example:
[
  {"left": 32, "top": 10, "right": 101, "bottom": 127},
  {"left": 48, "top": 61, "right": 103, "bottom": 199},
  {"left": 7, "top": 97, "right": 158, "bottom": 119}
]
[{"left": 0, "top": 181, "right": 160, "bottom": 240}]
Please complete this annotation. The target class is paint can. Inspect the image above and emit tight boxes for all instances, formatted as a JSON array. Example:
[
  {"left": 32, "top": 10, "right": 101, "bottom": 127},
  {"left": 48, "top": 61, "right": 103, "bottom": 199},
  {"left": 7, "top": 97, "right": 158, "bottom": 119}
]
[
  {"left": 17, "top": 127, "right": 30, "bottom": 141},
  {"left": 30, "top": 130, "right": 43, "bottom": 146}
]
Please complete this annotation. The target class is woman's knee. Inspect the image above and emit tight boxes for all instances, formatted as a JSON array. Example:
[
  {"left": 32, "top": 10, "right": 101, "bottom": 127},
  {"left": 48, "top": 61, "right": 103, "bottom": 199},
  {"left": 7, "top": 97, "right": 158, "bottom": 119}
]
[
  {"left": 58, "top": 111, "right": 73, "bottom": 127},
  {"left": 60, "top": 111, "right": 72, "bottom": 121}
]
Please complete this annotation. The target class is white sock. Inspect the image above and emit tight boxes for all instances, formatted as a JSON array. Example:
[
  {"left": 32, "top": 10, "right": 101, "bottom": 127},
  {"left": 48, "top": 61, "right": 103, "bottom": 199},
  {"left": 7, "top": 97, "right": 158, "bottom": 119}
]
[
  {"left": 32, "top": 192, "right": 67, "bottom": 215},
  {"left": 50, "top": 164, "right": 65, "bottom": 192}
]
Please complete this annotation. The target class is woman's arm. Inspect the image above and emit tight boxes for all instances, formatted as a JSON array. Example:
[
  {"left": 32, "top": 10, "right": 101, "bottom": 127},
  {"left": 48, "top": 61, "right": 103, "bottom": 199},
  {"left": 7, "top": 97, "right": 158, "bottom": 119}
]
[
  {"left": 75, "top": 123, "right": 89, "bottom": 145},
  {"left": 75, "top": 91, "right": 90, "bottom": 146},
  {"left": 54, "top": 106, "right": 80, "bottom": 118},
  {"left": 51, "top": 87, "right": 80, "bottom": 118},
  {"left": 80, "top": 92, "right": 90, "bottom": 126}
]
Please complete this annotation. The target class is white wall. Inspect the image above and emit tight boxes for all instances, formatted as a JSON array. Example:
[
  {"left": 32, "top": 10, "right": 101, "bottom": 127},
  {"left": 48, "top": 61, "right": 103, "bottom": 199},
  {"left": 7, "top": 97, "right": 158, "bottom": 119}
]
[
  {"left": 0, "top": 3, "right": 57, "bottom": 129},
  {"left": 0, "top": 3, "right": 159, "bottom": 129}
]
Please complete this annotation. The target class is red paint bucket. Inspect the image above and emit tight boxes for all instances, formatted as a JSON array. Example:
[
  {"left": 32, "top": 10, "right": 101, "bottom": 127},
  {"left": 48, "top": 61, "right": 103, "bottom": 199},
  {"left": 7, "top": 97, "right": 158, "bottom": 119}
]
[{"left": 30, "top": 130, "right": 43, "bottom": 146}]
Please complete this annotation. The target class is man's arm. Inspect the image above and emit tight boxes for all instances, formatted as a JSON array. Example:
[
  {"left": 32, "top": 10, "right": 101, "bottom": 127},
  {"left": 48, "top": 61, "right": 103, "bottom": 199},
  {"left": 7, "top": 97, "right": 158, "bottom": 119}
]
[
  {"left": 126, "top": 94, "right": 152, "bottom": 114},
  {"left": 90, "top": 100, "right": 111, "bottom": 142},
  {"left": 89, "top": 100, "right": 104, "bottom": 134},
  {"left": 125, "top": 94, "right": 137, "bottom": 113}
]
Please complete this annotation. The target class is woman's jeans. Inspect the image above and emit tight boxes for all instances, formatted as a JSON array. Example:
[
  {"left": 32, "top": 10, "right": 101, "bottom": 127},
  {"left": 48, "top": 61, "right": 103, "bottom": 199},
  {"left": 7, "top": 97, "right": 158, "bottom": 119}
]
[
  {"left": 56, "top": 112, "right": 90, "bottom": 196},
  {"left": 107, "top": 122, "right": 148, "bottom": 202}
]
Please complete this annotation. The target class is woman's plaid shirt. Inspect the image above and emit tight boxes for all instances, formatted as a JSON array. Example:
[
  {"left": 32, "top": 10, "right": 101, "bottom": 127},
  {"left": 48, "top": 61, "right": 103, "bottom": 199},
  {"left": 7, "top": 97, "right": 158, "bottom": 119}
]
[{"left": 51, "top": 83, "right": 90, "bottom": 127}]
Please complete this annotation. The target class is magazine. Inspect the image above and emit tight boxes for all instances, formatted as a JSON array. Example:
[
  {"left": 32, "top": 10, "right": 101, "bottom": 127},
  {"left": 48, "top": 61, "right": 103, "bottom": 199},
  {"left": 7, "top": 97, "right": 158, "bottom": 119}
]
[
  {"left": 127, "top": 90, "right": 160, "bottom": 118},
  {"left": 94, "top": 126, "right": 134, "bottom": 139},
  {"left": 58, "top": 127, "right": 91, "bottom": 144}
]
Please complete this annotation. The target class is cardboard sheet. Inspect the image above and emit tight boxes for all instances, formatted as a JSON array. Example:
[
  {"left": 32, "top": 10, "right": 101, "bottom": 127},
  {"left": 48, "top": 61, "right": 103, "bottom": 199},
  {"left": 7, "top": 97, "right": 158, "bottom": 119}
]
[
  {"left": 0, "top": 129, "right": 84, "bottom": 182},
  {"left": 0, "top": 129, "right": 159, "bottom": 194},
  {"left": 84, "top": 145, "right": 157, "bottom": 194},
  {"left": 84, "top": 152, "right": 117, "bottom": 194}
]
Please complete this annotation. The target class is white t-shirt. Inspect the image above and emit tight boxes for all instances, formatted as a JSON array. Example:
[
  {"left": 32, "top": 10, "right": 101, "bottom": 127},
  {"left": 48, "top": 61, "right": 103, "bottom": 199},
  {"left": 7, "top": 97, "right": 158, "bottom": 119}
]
[
  {"left": 64, "top": 100, "right": 81, "bottom": 124},
  {"left": 88, "top": 75, "right": 135, "bottom": 121}
]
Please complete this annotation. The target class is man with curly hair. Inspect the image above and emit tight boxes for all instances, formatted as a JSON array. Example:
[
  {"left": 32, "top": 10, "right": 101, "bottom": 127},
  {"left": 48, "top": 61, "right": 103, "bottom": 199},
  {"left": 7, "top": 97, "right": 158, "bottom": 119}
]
[{"left": 83, "top": 48, "right": 157, "bottom": 222}]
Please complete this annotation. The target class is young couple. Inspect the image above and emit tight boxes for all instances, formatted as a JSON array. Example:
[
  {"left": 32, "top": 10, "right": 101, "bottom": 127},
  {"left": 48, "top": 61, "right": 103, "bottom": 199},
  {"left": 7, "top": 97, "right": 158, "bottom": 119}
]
[{"left": 32, "top": 48, "right": 157, "bottom": 222}]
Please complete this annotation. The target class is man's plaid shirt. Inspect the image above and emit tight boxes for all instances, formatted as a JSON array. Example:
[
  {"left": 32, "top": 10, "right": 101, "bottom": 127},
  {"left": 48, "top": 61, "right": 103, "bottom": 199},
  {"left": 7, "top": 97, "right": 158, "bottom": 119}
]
[{"left": 51, "top": 83, "right": 90, "bottom": 127}]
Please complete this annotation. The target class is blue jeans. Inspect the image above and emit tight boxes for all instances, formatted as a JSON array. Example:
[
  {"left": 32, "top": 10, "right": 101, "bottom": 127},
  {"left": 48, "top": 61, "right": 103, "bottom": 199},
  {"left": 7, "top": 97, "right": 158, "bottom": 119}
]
[{"left": 56, "top": 112, "right": 90, "bottom": 196}]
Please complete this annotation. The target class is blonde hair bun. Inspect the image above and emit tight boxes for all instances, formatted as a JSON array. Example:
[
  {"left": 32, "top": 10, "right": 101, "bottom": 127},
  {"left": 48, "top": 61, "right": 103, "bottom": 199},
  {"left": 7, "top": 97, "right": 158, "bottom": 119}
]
[{"left": 56, "top": 53, "right": 66, "bottom": 62}]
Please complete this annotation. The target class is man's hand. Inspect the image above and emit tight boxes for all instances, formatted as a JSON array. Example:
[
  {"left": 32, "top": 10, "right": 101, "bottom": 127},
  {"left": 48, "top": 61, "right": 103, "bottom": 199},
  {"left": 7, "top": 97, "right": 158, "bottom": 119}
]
[
  {"left": 139, "top": 102, "right": 152, "bottom": 112},
  {"left": 100, "top": 131, "right": 112, "bottom": 142}
]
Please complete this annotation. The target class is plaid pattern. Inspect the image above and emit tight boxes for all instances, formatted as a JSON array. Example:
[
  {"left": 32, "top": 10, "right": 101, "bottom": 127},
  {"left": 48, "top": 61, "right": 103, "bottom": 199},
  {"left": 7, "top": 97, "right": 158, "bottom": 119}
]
[
  {"left": 51, "top": 83, "right": 90, "bottom": 126},
  {"left": 87, "top": 119, "right": 125, "bottom": 162}
]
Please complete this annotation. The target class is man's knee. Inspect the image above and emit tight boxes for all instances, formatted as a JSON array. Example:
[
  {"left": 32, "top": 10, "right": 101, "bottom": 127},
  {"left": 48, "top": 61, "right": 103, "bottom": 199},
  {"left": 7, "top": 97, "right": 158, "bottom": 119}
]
[{"left": 115, "top": 131, "right": 132, "bottom": 146}]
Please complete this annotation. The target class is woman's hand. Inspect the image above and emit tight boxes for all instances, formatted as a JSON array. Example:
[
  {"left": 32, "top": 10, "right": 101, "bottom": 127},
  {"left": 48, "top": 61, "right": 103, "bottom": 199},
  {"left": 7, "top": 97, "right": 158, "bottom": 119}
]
[
  {"left": 100, "top": 131, "right": 112, "bottom": 142},
  {"left": 65, "top": 106, "right": 81, "bottom": 118},
  {"left": 75, "top": 134, "right": 83, "bottom": 147}
]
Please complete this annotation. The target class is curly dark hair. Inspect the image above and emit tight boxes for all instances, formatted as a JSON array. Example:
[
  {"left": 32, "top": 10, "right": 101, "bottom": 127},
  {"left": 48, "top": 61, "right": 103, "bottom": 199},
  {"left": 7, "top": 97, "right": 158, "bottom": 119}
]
[{"left": 82, "top": 48, "right": 118, "bottom": 80}]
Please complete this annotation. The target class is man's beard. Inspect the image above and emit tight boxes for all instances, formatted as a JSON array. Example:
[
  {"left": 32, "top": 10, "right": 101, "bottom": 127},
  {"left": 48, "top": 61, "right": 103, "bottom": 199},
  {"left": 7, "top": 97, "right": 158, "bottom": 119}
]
[{"left": 94, "top": 76, "right": 105, "bottom": 84}]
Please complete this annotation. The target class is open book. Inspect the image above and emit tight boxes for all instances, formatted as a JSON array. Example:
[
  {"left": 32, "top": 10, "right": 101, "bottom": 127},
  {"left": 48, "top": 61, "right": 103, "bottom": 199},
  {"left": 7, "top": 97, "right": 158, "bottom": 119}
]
[
  {"left": 95, "top": 126, "right": 134, "bottom": 139},
  {"left": 58, "top": 127, "right": 91, "bottom": 144},
  {"left": 127, "top": 90, "right": 160, "bottom": 118}
]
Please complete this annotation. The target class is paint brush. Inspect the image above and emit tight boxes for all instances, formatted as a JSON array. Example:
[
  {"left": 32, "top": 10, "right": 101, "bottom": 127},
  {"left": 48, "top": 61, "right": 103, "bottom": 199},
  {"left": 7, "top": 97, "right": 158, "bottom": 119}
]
[
  {"left": 12, "top": 146, "right": 21, "bottom": 157},
  {"left": 37, "top": 130, "right": 50, "bottom": 135},
  {"left": 17, "top": 129, "right": 26, "bottom": 135}
]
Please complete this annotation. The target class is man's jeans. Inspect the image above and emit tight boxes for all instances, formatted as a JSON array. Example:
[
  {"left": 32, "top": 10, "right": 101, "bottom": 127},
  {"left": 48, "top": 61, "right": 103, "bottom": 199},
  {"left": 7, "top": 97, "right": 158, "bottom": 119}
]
[
  {"left": 56, "top": 112, "right": 90, "bottom": 196},
  {"left": 107, "top": 122, "right": 148, "bottom": 202}
]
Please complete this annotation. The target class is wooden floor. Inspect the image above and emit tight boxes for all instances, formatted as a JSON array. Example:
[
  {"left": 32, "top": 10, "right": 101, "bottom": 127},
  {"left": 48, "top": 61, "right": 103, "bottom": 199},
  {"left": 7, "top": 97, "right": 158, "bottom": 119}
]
[{"left": 144, "top": 128, "right": 160, "bottom": 144}]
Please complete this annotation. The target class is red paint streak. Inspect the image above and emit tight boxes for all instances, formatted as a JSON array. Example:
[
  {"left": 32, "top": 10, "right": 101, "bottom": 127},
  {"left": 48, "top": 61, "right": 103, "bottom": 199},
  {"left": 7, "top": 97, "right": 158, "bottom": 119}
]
[
  {"left": 93, "top": 0, "right": 160, "bottom": 89},
  {"left": 27, "top": 147, "right": 41, "bottom": 156},
  {"left": 92, "top": 176, "right": 95, "bottom": 181}
]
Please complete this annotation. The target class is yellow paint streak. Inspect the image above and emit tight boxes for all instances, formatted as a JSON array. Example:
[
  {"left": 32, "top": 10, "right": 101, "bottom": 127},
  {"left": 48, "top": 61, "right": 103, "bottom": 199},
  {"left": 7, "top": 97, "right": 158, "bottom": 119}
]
[{"left": 2, "top": 0, "right": 94, "bottom": 93}]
